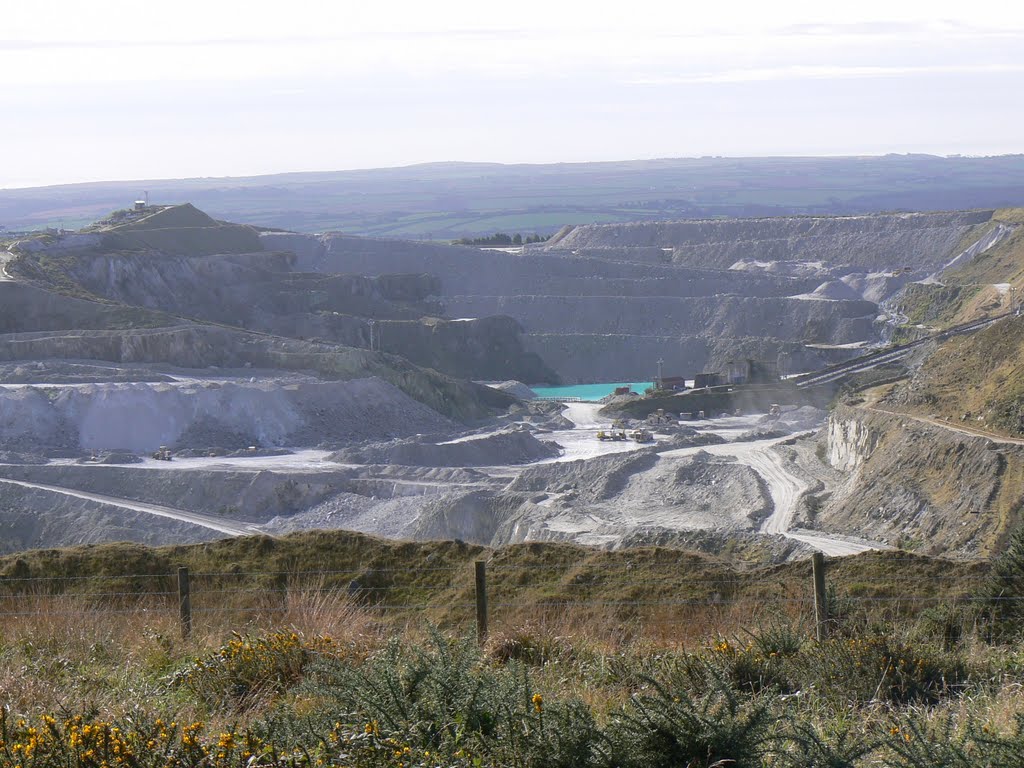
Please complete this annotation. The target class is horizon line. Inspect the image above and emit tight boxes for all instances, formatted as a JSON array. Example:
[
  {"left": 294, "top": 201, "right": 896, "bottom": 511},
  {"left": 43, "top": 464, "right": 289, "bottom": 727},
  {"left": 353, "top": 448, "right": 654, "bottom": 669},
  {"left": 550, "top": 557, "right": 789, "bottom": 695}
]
[{"left": 4, "top": 151, "right": 1024, "bottom": 192}]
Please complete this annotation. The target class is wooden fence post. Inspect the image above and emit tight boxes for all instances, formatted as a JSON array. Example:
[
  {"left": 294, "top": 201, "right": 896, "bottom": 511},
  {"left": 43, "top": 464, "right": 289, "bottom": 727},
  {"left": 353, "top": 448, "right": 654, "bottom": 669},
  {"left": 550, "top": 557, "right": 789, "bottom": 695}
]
[
  {"left": 177, "top": 566, "right": 192, "bottom": 640},
  {"left": 812, "top": 552, "right": 828, "bottom": 641},
  {"left": 475, "top": 561, "right": 488, "bottom": 645}
]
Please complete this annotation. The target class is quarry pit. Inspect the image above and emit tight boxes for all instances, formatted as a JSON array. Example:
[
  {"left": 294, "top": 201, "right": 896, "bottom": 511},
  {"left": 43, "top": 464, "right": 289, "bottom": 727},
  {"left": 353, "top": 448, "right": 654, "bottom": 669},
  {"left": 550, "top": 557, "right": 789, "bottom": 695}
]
[{"left": 1, "top": 202, "right": 1017, "bottom": 561}]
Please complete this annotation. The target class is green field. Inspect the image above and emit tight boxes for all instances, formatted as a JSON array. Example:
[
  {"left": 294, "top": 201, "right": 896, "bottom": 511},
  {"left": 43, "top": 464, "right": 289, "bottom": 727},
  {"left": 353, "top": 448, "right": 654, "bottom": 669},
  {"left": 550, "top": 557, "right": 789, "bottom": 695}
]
[{"left": 4, "top": 155, "right": 1024, "bottom": 238}]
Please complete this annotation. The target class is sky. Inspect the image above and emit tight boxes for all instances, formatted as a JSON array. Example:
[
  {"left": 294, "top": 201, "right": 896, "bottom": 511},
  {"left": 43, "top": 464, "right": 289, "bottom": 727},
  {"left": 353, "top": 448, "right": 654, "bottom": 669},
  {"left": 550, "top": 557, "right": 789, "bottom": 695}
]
[{"left": 3, "top": 0, "right": 1024, "bottom": 188}]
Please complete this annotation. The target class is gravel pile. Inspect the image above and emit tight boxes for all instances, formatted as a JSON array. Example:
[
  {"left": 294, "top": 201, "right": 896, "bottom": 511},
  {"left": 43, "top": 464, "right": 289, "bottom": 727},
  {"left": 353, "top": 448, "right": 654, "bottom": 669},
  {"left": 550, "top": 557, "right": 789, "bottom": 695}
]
[{"left": 330, "top": 428, "right": 561, "bottom": 467}]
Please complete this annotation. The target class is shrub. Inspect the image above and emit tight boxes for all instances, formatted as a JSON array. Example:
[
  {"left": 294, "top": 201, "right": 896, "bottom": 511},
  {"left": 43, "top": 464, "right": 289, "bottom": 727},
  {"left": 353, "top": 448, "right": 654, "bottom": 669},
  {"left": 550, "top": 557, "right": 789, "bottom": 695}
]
[
  {"left": 171, "top": 631, "right": 332, "bottom": 709},
  {"left": 696, "top": 636, "right": 792, "bottom": 694},
  {"left": 913, "top": 604, "right": 977, "bottom": 650},
  {"left": 786, "top": 636, "right": 968, "bottom": 705},
  {"left": 488, "top": 624, "right": 573, "bottom": 666},
  {"left": 297, "top": 630, "right": 605, "bottom": 768},
  {"left": 0, "top": 709, "right": 294, "bottom": 768},
  {"left": 606, "top": 669, "right": 775, "bottom": 768},
  {"left": 985, "top": 523, "right": 1024, "bottom": 627},
  {"left": 777, "top": 720, "right": 878, "bottom": 768}
]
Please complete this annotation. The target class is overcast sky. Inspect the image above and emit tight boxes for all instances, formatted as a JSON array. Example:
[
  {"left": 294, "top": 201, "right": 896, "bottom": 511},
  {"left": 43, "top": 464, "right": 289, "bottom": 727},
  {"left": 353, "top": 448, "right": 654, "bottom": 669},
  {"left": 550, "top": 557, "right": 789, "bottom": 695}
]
[{"left": 4, "top": 0, "right": 1024, "bottom": 188}]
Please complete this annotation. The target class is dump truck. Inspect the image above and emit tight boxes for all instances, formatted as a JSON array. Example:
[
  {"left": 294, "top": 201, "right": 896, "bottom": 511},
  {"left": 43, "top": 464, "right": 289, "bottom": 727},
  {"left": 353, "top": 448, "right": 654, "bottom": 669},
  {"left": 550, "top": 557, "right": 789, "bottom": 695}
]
[
  {"left": 630, "top": 428, "right": 654, "bottom": 443},
  {"left": 152, "top": 446, "right": 172, "bottom": 461}
]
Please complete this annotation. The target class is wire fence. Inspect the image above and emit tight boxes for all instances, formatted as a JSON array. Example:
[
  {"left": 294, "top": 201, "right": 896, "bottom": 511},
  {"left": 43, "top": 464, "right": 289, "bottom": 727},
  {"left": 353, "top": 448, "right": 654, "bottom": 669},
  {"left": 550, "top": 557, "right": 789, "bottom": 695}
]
[{"left": 0, "top": 554, "right": 998, "bottom": 640}]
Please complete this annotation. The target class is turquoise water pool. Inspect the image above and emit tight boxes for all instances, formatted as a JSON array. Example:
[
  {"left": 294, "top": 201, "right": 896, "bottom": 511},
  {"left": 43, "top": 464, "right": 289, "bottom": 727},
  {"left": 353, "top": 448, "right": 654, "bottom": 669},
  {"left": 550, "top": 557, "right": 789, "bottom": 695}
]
[{"left": 530, "top": 382, "right": 654, "bottom": 401}]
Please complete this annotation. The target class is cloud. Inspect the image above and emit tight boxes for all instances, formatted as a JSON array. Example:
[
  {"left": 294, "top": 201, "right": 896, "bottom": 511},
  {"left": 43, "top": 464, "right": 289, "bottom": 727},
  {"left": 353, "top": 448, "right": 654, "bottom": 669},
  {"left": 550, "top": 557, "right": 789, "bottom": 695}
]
[
  {"left": 628, "top": 62, "right": 1024, "bottom": 86},
  {"left": 777, "top": 19, "right": 1024, "bottom": 38}
]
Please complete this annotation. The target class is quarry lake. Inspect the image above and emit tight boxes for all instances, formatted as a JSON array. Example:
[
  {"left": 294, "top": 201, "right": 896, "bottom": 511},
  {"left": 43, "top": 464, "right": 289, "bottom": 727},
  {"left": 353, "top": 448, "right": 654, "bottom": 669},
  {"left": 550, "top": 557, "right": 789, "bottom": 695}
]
[{"left": 530, "top": 382, "right": 654, "bottom": 400}]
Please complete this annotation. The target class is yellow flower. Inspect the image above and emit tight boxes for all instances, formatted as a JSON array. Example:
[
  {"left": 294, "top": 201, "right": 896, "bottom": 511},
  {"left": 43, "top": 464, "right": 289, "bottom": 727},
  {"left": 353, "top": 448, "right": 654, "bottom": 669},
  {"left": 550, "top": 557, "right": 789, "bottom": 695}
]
[{"left": 532, "top": 693, "right": 544, "bottom": 713}]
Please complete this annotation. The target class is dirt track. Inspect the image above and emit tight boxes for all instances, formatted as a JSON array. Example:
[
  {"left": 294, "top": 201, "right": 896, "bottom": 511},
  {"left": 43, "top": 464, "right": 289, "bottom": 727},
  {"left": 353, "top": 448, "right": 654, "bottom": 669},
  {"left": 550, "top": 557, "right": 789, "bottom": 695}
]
[{"left": 0, "top": 477, "right": 260, "bottom": 537}]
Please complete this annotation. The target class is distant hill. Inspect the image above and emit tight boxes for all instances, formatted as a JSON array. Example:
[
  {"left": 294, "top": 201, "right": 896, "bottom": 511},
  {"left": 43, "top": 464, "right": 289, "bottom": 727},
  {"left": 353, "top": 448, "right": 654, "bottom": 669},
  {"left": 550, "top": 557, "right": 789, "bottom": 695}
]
[{"left": 3, "top": 154, "right": 1024, "bottom": 237}]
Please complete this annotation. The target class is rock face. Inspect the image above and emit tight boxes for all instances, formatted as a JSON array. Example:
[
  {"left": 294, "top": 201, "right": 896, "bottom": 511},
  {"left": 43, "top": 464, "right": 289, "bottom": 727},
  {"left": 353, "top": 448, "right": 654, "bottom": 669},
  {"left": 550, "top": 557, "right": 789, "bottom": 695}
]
[
  {"left": 263, "top": 211, "right": 996, "bottom": 383},
  {"left": 0, "top": 480, "right": 220, "bottom": 555},
  {"left": 816, "top": 405, "right": 1024, "bottom": 556},
  {"left": 551, "top": 211, "right": 992, "bottom": 270},
  {"left": 11, "top": 236, "right": 555, "bottom": 385},
  {"left": 0, "top": 378, "right": 457, "bottom": 453},
  {"left": 827, "top": 411, "right": 882, "bottom": 472}
]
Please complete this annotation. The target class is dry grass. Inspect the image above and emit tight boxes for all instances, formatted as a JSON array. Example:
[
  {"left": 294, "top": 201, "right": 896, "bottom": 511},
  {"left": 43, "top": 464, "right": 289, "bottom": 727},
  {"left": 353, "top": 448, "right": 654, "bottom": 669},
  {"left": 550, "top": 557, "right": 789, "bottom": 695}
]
[{"left": 3, "top": 583, "right": 1024, "bottom": 767}]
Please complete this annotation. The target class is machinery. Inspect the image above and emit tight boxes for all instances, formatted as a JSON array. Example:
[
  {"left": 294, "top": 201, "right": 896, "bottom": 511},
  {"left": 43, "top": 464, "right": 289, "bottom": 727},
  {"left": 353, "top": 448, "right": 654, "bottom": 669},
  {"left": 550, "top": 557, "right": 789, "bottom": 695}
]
[
  {"left": 151, "top": 446, "right": 172, "bottom": 461},
  {"left": 630, "top": 428, "right": 654, "bottom": 443},
  {"left": 646, "top": 409, "right": 676, "bottom": 426}
]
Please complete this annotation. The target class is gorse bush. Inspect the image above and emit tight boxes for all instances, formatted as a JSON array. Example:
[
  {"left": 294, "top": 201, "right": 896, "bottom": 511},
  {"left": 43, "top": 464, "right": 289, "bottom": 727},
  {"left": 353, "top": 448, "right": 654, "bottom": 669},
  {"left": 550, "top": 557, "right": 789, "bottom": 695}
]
[
  {"left": 698, "top": 637, "right": 791, "bottom": 694},
  {"left": 5, "top": 615, "right": 1024, "bottom": 768},
  {"left": 784, "top": 635, "right": 968, "bottom": 705},
  {"left": 606, "top": 668, "right": 775, "bottom": 768},
  {"left": 296, "top": 630, "right": 605, "bottom": 768},
  {"left": 775, "top": 720, "right": 878, "bottom": 768},
  {"left": 171, "top": 632, "right": 333, "bottom": 709},
  {"left": 986, "top": 523, "right": 1024, "bottom": 628},
  {"left": 0, "top": 709, "right": 303, "bottom": 768},
  {"left": 880, "top": 712, "right": 1024, "bottom": 768}
]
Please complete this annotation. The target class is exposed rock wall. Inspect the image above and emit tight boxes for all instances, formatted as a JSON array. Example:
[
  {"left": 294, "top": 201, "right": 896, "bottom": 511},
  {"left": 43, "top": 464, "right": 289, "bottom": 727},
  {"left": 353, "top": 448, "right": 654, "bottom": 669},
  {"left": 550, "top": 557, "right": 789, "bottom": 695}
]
[
  {"left": 262, "top": 229, "right": 891, "bottom": 382},
  {"left": 524, "top": 334, "right": 831, "bottom": 385},
  {"left": 551, "top": 211, "right": 993, "bottom": 270},
  {"left": 377, "top": 316, "right": 556, "bottom": 383},
  {"left": 818, "top": 405, "right": 1024, "bottom": 556},
  {"left": 0, "top": 325, "right": 511, "bottom": 423},
  {"left": 259, "top": 232, "right": 808, "bottom": 298},
  {"left": 0, "top": 481, "right": 218, "bottom": 555},
  {"left": 44, "top": 250, "right": 442, "bottom": 322},
  {"left": 0, "top": 377, "right": 457, "bottom": 452},
  {"left": 11, "top": 247, "right": 549, "bottom": 384},
  {"left": 0, "top": 282, "right": 173, "bottom": 333},
  {"left": 444, "top": 295, "right": 877, "bottom": 341}
]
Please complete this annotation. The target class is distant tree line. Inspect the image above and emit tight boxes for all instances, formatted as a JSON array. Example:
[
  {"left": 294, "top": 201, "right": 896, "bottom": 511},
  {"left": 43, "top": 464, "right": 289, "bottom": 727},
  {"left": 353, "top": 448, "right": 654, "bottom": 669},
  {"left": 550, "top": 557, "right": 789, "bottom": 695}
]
[{"left": 453, "top": 232, "right": 550, "bottom": 246}]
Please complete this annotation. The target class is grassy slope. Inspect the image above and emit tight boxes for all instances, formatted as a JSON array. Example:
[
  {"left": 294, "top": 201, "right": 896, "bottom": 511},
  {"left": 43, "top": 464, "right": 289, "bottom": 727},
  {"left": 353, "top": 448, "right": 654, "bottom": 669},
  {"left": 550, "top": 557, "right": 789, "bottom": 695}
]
[
  {"left": 0, "top": 530, "right": 988, "bottom": 619},
  {"left": 886, "top": 314, "right": 1024, "bottom": 438},
  {"left": 898, "top": 208, "right": 1024, "bottom": 328}
]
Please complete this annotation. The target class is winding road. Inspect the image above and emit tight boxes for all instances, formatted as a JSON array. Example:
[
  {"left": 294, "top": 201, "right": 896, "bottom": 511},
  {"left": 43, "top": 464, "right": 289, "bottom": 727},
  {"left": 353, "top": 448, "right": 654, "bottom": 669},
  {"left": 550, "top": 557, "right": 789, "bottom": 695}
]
[{"left": 661, "top": 434, "right": 881, "bottom": 556}]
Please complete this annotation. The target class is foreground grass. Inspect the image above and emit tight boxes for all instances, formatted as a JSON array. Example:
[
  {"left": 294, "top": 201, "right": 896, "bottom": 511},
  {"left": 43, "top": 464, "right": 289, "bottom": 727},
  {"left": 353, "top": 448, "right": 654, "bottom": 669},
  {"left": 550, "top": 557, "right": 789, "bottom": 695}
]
[
  {"left": 0, "top": 533, "right": 1009, "bottom": 766},
  {"left": 3, "top": 586, "right": 1024, "bottom": 768}
]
